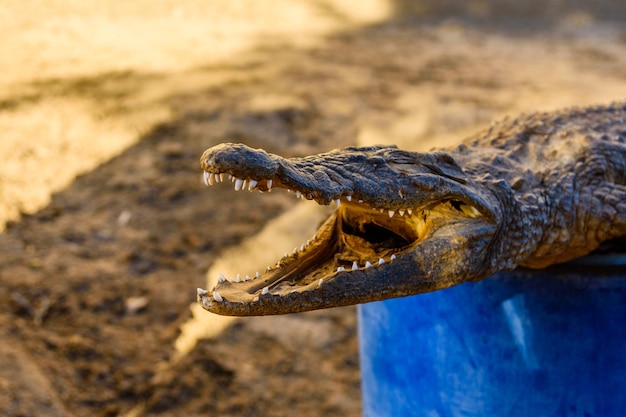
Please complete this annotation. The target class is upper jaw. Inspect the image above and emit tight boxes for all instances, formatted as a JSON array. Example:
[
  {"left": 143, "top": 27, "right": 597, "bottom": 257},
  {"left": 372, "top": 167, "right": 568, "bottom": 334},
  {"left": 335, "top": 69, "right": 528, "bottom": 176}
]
[{"left": 200, "top": 143, "right": 495, "bottom": 217}]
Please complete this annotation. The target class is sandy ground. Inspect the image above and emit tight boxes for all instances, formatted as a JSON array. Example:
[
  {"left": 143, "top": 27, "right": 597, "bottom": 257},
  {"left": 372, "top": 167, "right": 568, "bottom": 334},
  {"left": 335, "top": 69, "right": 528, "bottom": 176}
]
[{"left": 1, "top": 1, "right": 625, "bottom": 416}]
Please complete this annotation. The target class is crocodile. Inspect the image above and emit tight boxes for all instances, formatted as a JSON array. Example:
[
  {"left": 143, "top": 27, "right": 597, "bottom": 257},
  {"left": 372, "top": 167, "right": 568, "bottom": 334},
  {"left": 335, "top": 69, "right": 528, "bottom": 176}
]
[{"left": 196, "top": 102, "right": 626, "bottom": 316}]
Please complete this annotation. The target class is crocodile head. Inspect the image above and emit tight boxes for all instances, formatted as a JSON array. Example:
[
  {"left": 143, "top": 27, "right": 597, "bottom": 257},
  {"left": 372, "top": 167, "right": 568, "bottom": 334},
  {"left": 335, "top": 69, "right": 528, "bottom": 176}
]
[{"left": 197, "top": 143, "right": 504, "bottom": 316}]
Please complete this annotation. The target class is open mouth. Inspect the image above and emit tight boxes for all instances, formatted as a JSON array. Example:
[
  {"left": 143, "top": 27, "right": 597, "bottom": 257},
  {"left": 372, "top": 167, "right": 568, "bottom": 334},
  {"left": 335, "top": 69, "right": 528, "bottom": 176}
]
[{"left": 197, "top": 170, "right": 484, "bottom": 311}]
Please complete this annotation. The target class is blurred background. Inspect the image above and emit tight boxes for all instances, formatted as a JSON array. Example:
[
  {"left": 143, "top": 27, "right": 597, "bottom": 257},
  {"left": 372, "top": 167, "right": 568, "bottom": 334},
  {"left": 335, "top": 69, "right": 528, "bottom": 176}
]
[{"left": 0, "top": 1, "right": 625, "bottom": 416}]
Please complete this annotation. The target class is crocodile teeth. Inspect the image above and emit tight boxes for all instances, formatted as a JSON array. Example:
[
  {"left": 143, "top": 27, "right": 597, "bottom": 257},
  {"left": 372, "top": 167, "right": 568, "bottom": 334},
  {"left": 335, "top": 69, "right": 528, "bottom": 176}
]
[
  {"left": 203, "top": 172, "right": 212, "bottom": 186},
  {"left": 365, "top": 261, "right": 372, "bottom": 268},
  {"left": 197, "top": 288, "right": 208, "bottom": 296},
  {"left": 236, "top": 274, "right": 242, "bottom": 283},
  {"left": 346, "top": 195, "right": 352, "bottom": 202},
  {"left": 391, "top": 254, "right": 397, "bottom": 261},
  {"left": 296, "top": 191, "right": 302, "bottom": 199},
  {"left": 378, "top": 258, "right": 385, "bottom": 265},
  {"left": 261, "top": 286, "right": 269, "bottom": 295},
  {"left": 213, "top": 291, "right": 223, "bottom": 302},
  {"left": 318, "top": 279, "right": 323, "bottom": 287},
  {"left": 398, "top": 209, "right": 405, "bottom": 216},
  {"left": 219, "top": 173, "right": 225, "bottom": 182},
  {"left": 267, "top": 179, "right": 273, "bottom": 190},
  {"left": 337, "top": 266, "right": 346, "bottom": 272},
  {"left": 218, "top": 273, "right": 226, "bottom": 283},
  {"left": 407, "top": 209, "right": 413, "bottom": 215},
  {"left": 248, "top": 179, "right": 258, "bottom": 190},
  {"left": 336, "top": 199, "right": 341, "bottom": 207},
  {"left": 253, "top": 296, "right": 259, "bottom": 302},
  {"left": 255, "top": 271, "right": 260, "bottom": 279},
  {"left": 352, "top": 261, "right": 358, "bottom": 271},
  {"left": 234, "top": 178, "right": 244, "bottom": 191},
  {"left": 388, "top": 210, "right": 395, "bottom": 218}
]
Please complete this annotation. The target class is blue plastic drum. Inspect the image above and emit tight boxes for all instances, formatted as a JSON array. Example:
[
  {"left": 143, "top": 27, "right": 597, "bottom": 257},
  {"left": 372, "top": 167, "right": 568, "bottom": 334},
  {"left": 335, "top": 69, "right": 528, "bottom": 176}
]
[{"left": 358, "top": 264, "right": 626, "bottom": 417}]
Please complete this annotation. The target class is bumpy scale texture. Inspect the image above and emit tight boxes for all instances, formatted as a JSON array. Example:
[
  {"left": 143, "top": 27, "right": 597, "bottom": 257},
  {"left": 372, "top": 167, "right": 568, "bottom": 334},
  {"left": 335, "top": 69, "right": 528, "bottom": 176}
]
[{"left": 197, "top": 103, "right": 626, "bottom": 316}]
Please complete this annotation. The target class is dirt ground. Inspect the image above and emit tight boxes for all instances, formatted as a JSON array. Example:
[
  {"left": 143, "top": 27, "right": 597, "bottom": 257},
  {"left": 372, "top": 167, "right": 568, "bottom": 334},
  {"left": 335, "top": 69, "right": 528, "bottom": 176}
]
[{"left": 1, "top": 1, "right": 626, "bottom": 416}]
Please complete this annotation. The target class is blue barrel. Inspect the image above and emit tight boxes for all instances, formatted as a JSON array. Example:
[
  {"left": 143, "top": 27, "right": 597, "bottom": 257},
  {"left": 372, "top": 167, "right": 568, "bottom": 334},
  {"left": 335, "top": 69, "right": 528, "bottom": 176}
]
[{"left": 358, "top": 264, "right": 626, "bottom": 417}]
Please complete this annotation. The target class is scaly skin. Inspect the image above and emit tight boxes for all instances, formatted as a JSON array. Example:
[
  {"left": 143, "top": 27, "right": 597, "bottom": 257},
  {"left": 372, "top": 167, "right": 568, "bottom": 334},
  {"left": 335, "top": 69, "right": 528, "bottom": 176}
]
[{"left": 197, "top": 103, "right": 626, "bottom": 316}]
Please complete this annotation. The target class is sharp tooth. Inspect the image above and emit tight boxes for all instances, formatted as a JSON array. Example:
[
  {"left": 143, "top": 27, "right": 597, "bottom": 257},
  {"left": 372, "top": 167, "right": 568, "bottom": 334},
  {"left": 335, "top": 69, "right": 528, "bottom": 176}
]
[
  {"left": 359, "top": 200, "right": 364, "bottom": 203},
  {"left": 287, "top": 189, "right": 292, "bottom": 193},
  {"left": 318, "top": 279, "right": 323, "bottom": 287},
  {"left": 219, "top": 173, "right": 225, "bottom": 182},
  {"left": 407, "top": 209, "right": 413, "bottom": 215},
  {"left": 378, "top": 258, "right": 385, "bottom": 265},
  {"left": 283, "top": 252, "right": 288, "bottom": 258},
  {"left": 213, "top": 291, "right": 223, "bottom": 302},
  {"left": 379, "top": 208, "right": 384, "bottom": 213},
  {"left": 465, "top": 205, "right": 481, "bottom": 218},
  {"left": 267, "top": 179, "right": 273, "bottom": 190},
  {"left": 346, "top": 195, "right": 352, "bottom": 202},
  {"left": 352, "top": 261, "right": 358, "bottom": 271},
  {"left": 266, "top": 266, "right": 271, "bottom": 272},
  {"left": 255, "top": 272, "right": 260, "bottom": 279},
  {"left": 336, "top": 199, "right": 341, "bottom": 207},
  {"left": 293, "top": 247, "right": 298, "bottom": 254},
  {"left": 242, "top": 179, "right": 248, "bottom": 190},
  {"left": 253, "top": 296, "right": 259, "bottom": 302},
  {"left": 300, "top": 244, "right": 305, "bottom": 252},
  {"left": 218, "top": 273, "right": 226, "bottom": 283},
  {"left": 261, "top": 286, "right": 269, "bottom": 295},
  {"left": 391, "top": 254, "right": 397, "bottom": 261},
  {"left": 230, "top": 175, "right": 235, "bottom": 182},
  {"left": 365, "top": 261, "right": 372, "bottom": 268},
  {"left": 388, "top": 210, "right": 395, "bottom": 218},
  {"left": 245, "top": 275, "right": 251, "bottom": 281},
  {"left": 234, "top": 178, "right": 244, "bottom": 191},
  {"left": 399, "top": 209, "right": 405, "bottom": 216},
  {"left": 197, "top": 288, "right": 208, "bottom": 296},
  {"left": 248, "top": 179, "right": 258, "bottom": 191},
  {"left": 296, "top": 191, "right": 302, "bottom": 199},
  {"left": 337, "top": 266, "right": 346, "bottom": 272},
  {"left": 236, "top": 274, "right": 242, "bottom": 283},
  {"left": 203, "top": 172, "right": 210, "bottom": 186}
]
